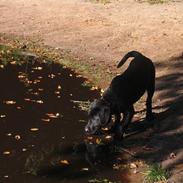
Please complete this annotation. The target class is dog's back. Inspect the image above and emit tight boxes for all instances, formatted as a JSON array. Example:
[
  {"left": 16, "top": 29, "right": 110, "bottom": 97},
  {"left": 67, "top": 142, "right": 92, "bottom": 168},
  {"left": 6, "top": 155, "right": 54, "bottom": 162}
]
[{"left": 110, "top": 51, "right": 155, "bottom": 107}]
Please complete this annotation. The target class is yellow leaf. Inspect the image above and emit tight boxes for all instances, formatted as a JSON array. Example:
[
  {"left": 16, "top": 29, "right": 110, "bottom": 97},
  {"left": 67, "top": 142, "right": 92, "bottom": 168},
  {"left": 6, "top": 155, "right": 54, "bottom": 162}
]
[
  {"left": 3, "top": 151, "right": 11, "bottom": 155},
  {"left": 30, "top": 128, "right": 39, "bottom": 132},
  {"left": 96, "top": 138, "right": 102, "bottom": 144},
  {"left": 4, "top": 100, "right": 16, "bottom": 105},
  {"left": 41, "top": 118, "right": 51, "bottom": 122},
  {"left": 60, "top": 160, "right": 69, "bottom": 165}
]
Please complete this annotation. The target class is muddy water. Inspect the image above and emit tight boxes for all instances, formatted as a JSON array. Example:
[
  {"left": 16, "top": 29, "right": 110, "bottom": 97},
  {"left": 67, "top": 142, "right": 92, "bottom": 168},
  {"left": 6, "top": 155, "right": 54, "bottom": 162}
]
[{"left": 0, "top": 61, "right": 129, "bottom": 183}]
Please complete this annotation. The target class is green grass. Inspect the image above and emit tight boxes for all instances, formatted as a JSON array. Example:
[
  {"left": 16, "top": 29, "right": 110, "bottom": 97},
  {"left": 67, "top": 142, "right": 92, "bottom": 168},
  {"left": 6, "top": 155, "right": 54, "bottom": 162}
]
[
  {"left": 88, "top": 178, "right": 120, "bottom": 183},
  {"left": 138, "top": 0, "right": 170, "bottom": 4},
  {"left": 144, "top": 164, "right": 169, "bottom": 183},
  {"left": 91, "top": 0, "right": 110, "bottom": 5},
  {"left": 0, "top": 44, "right": 24, "bottom": 65}
]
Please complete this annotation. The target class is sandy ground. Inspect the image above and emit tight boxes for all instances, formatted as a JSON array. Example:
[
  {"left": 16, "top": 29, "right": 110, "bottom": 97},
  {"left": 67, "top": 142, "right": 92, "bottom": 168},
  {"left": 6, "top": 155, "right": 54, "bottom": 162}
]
[{"left": 1, "top": 0, "right": 183, "bottom": 182}]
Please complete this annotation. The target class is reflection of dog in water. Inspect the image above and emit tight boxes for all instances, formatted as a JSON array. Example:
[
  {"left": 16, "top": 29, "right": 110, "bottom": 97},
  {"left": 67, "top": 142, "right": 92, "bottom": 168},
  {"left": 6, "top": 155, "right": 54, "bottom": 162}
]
[{"left": 85, "top": 51, "right": 155, "bottom": 139}]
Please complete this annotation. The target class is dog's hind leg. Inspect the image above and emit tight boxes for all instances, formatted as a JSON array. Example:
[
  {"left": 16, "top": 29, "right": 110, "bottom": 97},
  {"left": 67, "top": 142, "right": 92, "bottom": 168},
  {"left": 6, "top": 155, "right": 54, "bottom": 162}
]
[{"left": 146, "top": 85, "right": 155, "bottom": 121}]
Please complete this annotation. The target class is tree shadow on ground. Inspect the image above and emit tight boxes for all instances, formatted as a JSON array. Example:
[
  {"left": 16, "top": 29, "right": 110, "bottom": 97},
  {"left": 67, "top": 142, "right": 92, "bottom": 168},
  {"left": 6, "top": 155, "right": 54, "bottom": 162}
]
[{"left": 123, "top": 55, "right": 183, "bottom": 178}]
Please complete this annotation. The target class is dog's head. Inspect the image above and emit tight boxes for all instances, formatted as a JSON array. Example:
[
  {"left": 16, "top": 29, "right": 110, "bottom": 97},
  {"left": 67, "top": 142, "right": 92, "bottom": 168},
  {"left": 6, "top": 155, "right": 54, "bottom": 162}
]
[{"left": 85, "top": 99, "right": 111, "bottom": 135}]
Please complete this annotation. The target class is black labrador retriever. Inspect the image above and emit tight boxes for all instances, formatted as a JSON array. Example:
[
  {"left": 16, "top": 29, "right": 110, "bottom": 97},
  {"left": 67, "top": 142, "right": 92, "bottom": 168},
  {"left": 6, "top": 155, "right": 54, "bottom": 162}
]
[{"left": 85, "top": 51, "right": 155, "bottom": 139}]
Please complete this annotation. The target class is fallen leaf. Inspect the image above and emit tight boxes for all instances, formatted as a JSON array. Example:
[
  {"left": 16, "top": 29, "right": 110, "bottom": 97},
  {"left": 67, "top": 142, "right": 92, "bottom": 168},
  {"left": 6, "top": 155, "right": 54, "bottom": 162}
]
[
  {"left": 4, "top": 100, "right": 16, "bottom": 105},
  {"left": 36, "top": 100, "right": 43, "bottom": 104},
  {"left": 14, "top": 135, "right": 21, "bottom": 140},
  {"left": 96, "top": 138, "right": 102, "bottom": 144},
  {"left": 10, "top": 61, "right": 16, "bottom": 65},
  {"left": 105, "top": 135, "right": 112, "bottom": 139},
  {"left": 60, "top": 160, "right": 69, "bottom": 165},
  {"left": 6, "top": 133, "right": 12, "bottom": 136},
  {"left": 130, "top": 163, "right": 137, "bottom": 169},
  {"left": 41, "top": 118, "right": 51, "bottom": 122},
  {"left": 30, "top": 128, "right": 39, "bottom": 132},
  {"left": 87, "top": 136, "right": 93, "bottom": 140},
  {"left": 69, "top": 74, "right": 73, "bottom": 77},
  {"left": 55, "top": 91, "right": 60, "bottom": 95},
  {"left": 0, "top": 114, "right": 6, "bottom": 118},
  {"left": 46, "top": 113, "right": 59, "bottom": 119},
  {"left": 81, "top": 168, "right": 89, "bottom": 171},
  {"left": 22, "top": 148, "right": 27, "bottom": 152},
  {"left": 91, "top": 86, "right": 98, "bottom": 91},
  {"left": 3, "top": 151, "right": 11, "bottom": 155},
  {"left": 4, "top": 175, "right": 9, "bottom": 178},
  {"left": 0, "top": 65, "right": 4, "bottom": 69},
  {"left": 57, "top": 85, "right": 61, "bottom": 90},
  {"left": 48, "top": 74, "right": 55, "bottom": 78}
]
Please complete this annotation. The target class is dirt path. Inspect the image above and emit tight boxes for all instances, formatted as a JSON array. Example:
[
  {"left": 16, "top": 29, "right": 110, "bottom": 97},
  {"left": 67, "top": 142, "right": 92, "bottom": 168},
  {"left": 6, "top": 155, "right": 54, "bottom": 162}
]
[
  {"left": 1, "top": 0, "right": 183, "bottom": 182},
  {"left": 0, "top": 0, "right": 183, "bottom": 64}
]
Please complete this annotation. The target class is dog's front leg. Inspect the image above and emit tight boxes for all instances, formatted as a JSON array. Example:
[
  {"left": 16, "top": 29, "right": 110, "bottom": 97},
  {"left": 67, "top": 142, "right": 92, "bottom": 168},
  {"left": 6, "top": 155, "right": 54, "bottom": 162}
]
[{"left": 120, "top": 106, "right": 135, "bottom": 137}]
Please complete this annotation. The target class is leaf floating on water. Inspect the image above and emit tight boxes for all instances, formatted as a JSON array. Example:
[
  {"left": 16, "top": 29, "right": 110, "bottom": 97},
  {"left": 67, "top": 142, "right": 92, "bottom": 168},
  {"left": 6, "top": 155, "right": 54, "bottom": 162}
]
[
  {"left": 55, "top": 91, "right": 60, "bottom": 95},
  {"left": 41, "top": 118, "right": 51, "bottom": 122},
  {"left": 10, "top": 61, "right": 16, "bottom": 65},
  {"left": 69, "top": 74, "right": 73, "bottom": 77},
  {"left": 81, "top": 167, "right": 89, "bottom": 171},
  {"left": 4, "top": 175, "right": 9, "bottom": 178},
  {"left": 6, "top": 133, "right": 12, "bottom": 136},
  {"left": 17, "top": 106, "right": 22, "bottom": 110},
  {"left": 33, "top": 67, "right": 42, "bottom": 70},
  {"left": 4, "top": 100, "right": 16, "bottom": 105},
  {"left": 87, "top": 136, "right": 93, "bottom": 140},
  {"left": 30, "top": 128, "right": 39, "bottom": 132},
  {"left": 96, "top": 138, "right": 102, "bottom": 144},
  {"left": 0, "top": 114, "right": 6, "bottom": 118},
  {"left": 38, "top": 88, "right": 44, "bottom": 92},
  {"left": 57, "top": 96, "right": 61, "bottom": 98},
  {"left": 14, "top": 135, "right": 21, "bottom": 140},
  {"left": 0, "top": 65, "right": 4, "bottom": 69},
  {"left": 24, "top": 98, "right": 31, "bottom": 102},
  {"left": 3, "top": 151, "right": 11, "bottom": 155},
  {"left": 36, "top": 100, "right": 43, "bottom": 104},
  {"left": 105, "top": 135, "right": 112, "bottom": 139},
  {"left": 48, "top": 74, "right": 55, "bottom": 79},
  {"left": 60, "top": 160, "right": 69, "bottom": 165},
  {"left": 46, "top": 113, "right": 60, "bottom": 119},
  {"left": 57, "top": 85, "right": 61, "bottom": 90},
  {"left": 38, "top": 76, "right": 43, "bottom": 79},
  {"left": 22, "top": 148, "right": 27, "bottom": 152}
]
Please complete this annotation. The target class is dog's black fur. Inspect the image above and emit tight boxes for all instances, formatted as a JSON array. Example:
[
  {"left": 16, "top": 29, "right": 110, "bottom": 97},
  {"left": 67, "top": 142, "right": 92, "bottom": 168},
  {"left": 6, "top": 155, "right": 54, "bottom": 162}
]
[{"left": 85, "top": 51, "right": 155, "bottom": 139}]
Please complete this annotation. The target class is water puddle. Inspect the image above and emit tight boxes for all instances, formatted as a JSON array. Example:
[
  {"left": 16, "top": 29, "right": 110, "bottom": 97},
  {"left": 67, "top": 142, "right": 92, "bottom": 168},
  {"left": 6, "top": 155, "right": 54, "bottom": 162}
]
[{"left": 0, "top": 60, "right": 130, "bottom": 183}]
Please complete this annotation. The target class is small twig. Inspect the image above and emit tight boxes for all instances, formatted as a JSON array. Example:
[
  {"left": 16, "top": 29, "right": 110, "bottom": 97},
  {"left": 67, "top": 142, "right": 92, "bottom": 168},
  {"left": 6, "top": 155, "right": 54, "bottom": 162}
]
[{"left": 117, "top": 147, "right": 137, "bottom": 158}]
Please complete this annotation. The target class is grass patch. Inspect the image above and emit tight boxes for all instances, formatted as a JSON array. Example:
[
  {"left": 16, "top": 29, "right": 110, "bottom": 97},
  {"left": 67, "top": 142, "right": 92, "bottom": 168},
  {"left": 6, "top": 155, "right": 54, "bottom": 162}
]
[
  {"left": 0, "top": 34, "right": 113, "bottom": 88},
  {"left": 0, "top": 44, "right": 24, "bottom": 66},
  {"left": 88, "top": 178, "right": 120, "bottom": 183},
  {"left": 138, "top": 0, "right": 170, "bottom": 4},
  {"left": 144, "top": 164, "right": 169, "bottom": 183},
  {"left": 90, "top": 0, "right": 110, "bottom": 5}
]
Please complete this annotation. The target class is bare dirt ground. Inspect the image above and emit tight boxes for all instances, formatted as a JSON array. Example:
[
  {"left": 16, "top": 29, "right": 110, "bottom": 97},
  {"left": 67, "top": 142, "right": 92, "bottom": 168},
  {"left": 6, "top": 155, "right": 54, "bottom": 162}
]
[{"left": 0, "top": 0, "right": 183, "bottom": 182}]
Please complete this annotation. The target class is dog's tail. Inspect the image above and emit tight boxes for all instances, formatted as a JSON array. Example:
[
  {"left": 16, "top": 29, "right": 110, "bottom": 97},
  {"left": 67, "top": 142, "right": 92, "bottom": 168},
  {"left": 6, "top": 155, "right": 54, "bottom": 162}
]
[{"left": 117, "top": 51, "right": 143, "bottom": 68}]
